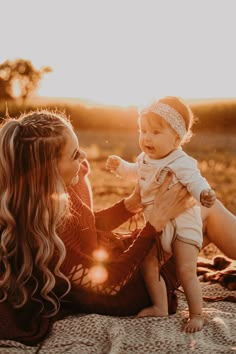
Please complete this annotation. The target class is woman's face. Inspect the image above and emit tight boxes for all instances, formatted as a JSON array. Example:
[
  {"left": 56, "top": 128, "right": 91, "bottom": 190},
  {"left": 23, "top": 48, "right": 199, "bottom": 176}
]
[{"left": 58, "top": 128, "right": 86, "bottom": 186}]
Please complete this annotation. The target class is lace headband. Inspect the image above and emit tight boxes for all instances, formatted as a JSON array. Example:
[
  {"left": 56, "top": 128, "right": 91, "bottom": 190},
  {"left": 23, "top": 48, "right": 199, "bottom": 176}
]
[{"left": 141, "top": 102, "right": 187, "bottom": 139}]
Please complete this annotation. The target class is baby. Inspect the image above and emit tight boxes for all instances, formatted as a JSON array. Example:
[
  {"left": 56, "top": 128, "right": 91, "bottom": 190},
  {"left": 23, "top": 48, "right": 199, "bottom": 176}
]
[{"left": 106, "top": 96, "right": 216, "bottom": 333}]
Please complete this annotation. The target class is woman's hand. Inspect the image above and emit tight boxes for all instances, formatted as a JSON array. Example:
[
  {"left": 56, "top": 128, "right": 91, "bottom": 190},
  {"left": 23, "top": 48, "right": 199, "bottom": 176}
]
[
  {"left": 124, "top": 183, "right": 143, "bottom": 214},
  {"left": 147, "top": 172, "right": 196, "bottom": 232}
]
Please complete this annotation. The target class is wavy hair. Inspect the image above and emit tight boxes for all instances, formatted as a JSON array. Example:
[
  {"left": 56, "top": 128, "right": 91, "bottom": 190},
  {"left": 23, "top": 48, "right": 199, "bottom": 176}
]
[{"left": 0, "top": 110, "right": 73, "bottom": 316}]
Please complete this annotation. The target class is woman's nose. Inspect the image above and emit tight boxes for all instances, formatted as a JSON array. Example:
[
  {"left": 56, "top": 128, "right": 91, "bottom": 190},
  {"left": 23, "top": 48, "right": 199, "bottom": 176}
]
[{"left": 79, "top": 150, "right": 87, "bottom": 161}]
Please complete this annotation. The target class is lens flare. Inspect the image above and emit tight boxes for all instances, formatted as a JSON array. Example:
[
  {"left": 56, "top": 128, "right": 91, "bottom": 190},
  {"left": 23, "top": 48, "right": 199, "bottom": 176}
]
[
  {"left": 51, "top": 192, "right": 68, "bottom": 201},
  {"left": 88, "top": 265, "right": 108, "bottom": 284},
  {"left": 92, "top": 249, "right": 109, "bottom": 262}
]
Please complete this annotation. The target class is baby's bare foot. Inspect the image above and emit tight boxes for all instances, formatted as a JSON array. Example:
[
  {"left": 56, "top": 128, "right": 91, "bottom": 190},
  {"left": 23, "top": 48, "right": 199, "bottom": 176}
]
[
  {"left": 136, "top": 306, "right": 168, "bottom": 318},
  {"left": 182, "top": 315, "right": 204, "bottom": 333}
]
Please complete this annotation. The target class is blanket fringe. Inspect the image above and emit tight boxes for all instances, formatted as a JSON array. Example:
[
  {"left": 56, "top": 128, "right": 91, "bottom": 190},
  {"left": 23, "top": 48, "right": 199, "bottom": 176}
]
[{"left": 177, "top": 288, "right": 236, "bottom": 303}]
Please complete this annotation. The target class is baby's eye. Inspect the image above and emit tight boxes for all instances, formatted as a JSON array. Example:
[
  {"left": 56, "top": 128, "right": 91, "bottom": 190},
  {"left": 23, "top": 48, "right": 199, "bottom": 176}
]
[{"left": 153, "top": 130, "right": 160, "bottom": 135}]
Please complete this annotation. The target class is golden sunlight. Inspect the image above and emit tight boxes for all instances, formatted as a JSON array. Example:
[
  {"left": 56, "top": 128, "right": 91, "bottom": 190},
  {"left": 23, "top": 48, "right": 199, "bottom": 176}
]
[
  {"left": 12, "top": 80, "right": 21, "bottom": 98},
  {"left": 1, "top": 1, "right": 236, "bottom": 106}
]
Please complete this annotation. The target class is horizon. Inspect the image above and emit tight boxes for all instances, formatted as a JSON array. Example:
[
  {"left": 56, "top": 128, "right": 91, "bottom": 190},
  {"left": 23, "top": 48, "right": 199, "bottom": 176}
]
[{"left": 32, "top": 95, "right": 236, "bottom": 109}]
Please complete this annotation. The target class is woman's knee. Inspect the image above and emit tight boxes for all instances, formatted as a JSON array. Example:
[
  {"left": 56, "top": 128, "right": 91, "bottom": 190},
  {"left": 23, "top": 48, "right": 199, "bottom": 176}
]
[{"left": 202, "top": 200, "right": 236, "bottom": 259}]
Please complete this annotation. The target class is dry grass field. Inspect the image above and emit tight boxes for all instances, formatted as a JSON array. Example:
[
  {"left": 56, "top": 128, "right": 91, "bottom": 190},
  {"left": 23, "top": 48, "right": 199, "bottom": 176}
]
[{"left": 1, "top": 97, "right": 236, "bottom": 258}]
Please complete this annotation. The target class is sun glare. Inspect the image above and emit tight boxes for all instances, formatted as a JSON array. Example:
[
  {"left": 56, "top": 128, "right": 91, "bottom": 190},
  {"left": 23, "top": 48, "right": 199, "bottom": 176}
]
[
  {"left": 1, "top": 1, "right": 236, "bottom": 106},
  {"left": 12, "top": 80, "right": 21, "bottom": 98},
  {"left": 92, "top": 249, "right": 109, "bottom": 262}
]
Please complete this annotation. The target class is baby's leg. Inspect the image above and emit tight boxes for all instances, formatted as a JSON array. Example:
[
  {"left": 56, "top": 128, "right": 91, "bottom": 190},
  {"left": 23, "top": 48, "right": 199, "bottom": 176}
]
[
  {"left": 173, "top": 240, "right": 204, "bottom": 333},
  {"left": 137, "top": 245, "right": 168, "bottom": 318}
]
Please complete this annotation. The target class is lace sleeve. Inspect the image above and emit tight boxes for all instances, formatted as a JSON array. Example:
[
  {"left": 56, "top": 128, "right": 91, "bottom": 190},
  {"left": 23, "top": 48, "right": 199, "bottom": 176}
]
[{"left": 61, "top": 174, "right": 159, "bottom": 296}]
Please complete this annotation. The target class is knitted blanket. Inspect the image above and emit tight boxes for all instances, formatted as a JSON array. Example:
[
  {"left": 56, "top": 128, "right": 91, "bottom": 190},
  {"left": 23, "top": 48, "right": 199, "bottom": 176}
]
[{"left": 1, "top": 256, "right": 236, "bottom": 354}]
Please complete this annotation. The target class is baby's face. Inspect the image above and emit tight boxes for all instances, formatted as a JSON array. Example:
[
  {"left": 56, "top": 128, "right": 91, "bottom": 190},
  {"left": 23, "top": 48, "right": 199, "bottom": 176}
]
[{"left": 138, "top": 113, "right": 179, "bottom": 160}]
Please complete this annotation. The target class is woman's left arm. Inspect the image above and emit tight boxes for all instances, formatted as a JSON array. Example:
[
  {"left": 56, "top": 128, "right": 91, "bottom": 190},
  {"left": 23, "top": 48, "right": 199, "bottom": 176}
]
[{"left": 94, "top": 184, "right": 143, "bottom": 231}]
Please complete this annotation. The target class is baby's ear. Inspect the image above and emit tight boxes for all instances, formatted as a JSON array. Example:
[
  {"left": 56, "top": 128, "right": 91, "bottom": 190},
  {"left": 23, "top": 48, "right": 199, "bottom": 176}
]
[{"left": 174, "top": 135, "right": 181, "bottom": 148}]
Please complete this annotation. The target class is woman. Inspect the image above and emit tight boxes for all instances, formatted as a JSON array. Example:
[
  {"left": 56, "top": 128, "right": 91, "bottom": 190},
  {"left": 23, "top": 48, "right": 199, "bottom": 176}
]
[{"left": 0, "top": 110, "right": 235, "bottom": 345}]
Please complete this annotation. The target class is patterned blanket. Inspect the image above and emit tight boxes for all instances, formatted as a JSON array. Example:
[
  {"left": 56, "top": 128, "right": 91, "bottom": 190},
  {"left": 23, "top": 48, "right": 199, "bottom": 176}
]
[{"left": 0, "top": 256, "right": 236, "bottom": 354}]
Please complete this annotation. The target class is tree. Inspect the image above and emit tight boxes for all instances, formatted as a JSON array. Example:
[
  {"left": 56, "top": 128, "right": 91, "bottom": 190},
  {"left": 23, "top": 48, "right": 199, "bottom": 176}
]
[{"left": 0, "top": 59, "right": 52, "bottom": 100}]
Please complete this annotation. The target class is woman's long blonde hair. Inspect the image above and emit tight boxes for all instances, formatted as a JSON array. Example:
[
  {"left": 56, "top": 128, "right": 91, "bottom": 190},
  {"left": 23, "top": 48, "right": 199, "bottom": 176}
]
[{"left": 0, "top": 110, "right": 73, "bottom": 316}]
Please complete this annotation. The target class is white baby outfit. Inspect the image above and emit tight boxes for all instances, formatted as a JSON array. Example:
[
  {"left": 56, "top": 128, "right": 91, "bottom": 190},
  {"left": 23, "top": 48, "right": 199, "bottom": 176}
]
[{"left": 115, "top": 148, "right": 211, "bottom": 254}]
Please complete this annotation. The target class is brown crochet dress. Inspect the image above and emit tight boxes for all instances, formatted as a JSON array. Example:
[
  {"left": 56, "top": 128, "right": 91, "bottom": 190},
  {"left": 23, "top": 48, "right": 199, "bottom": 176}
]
[{"left": 0, "top": 160, "right": 179, "bottom": 345}]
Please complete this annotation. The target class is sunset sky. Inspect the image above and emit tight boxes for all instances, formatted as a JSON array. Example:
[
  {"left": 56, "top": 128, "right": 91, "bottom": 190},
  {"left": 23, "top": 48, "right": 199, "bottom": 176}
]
[{"left": 1, "top": 0, "right": 236, "bottom": 106}]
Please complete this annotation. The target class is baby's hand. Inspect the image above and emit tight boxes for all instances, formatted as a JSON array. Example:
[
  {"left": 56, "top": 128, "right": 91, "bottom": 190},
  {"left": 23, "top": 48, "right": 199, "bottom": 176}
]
[
  {"left": 200, "top": 189, "right": 216, "bottom": 208},
  {"left": 106, "top": 155, "right": 121, "bottom": 172}
]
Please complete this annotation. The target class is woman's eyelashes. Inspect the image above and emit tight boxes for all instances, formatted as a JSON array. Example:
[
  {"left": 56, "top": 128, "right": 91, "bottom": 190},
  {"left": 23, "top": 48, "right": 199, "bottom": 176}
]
[{"left": 73, "top": 150, "right": 81, "bottom": 160}]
